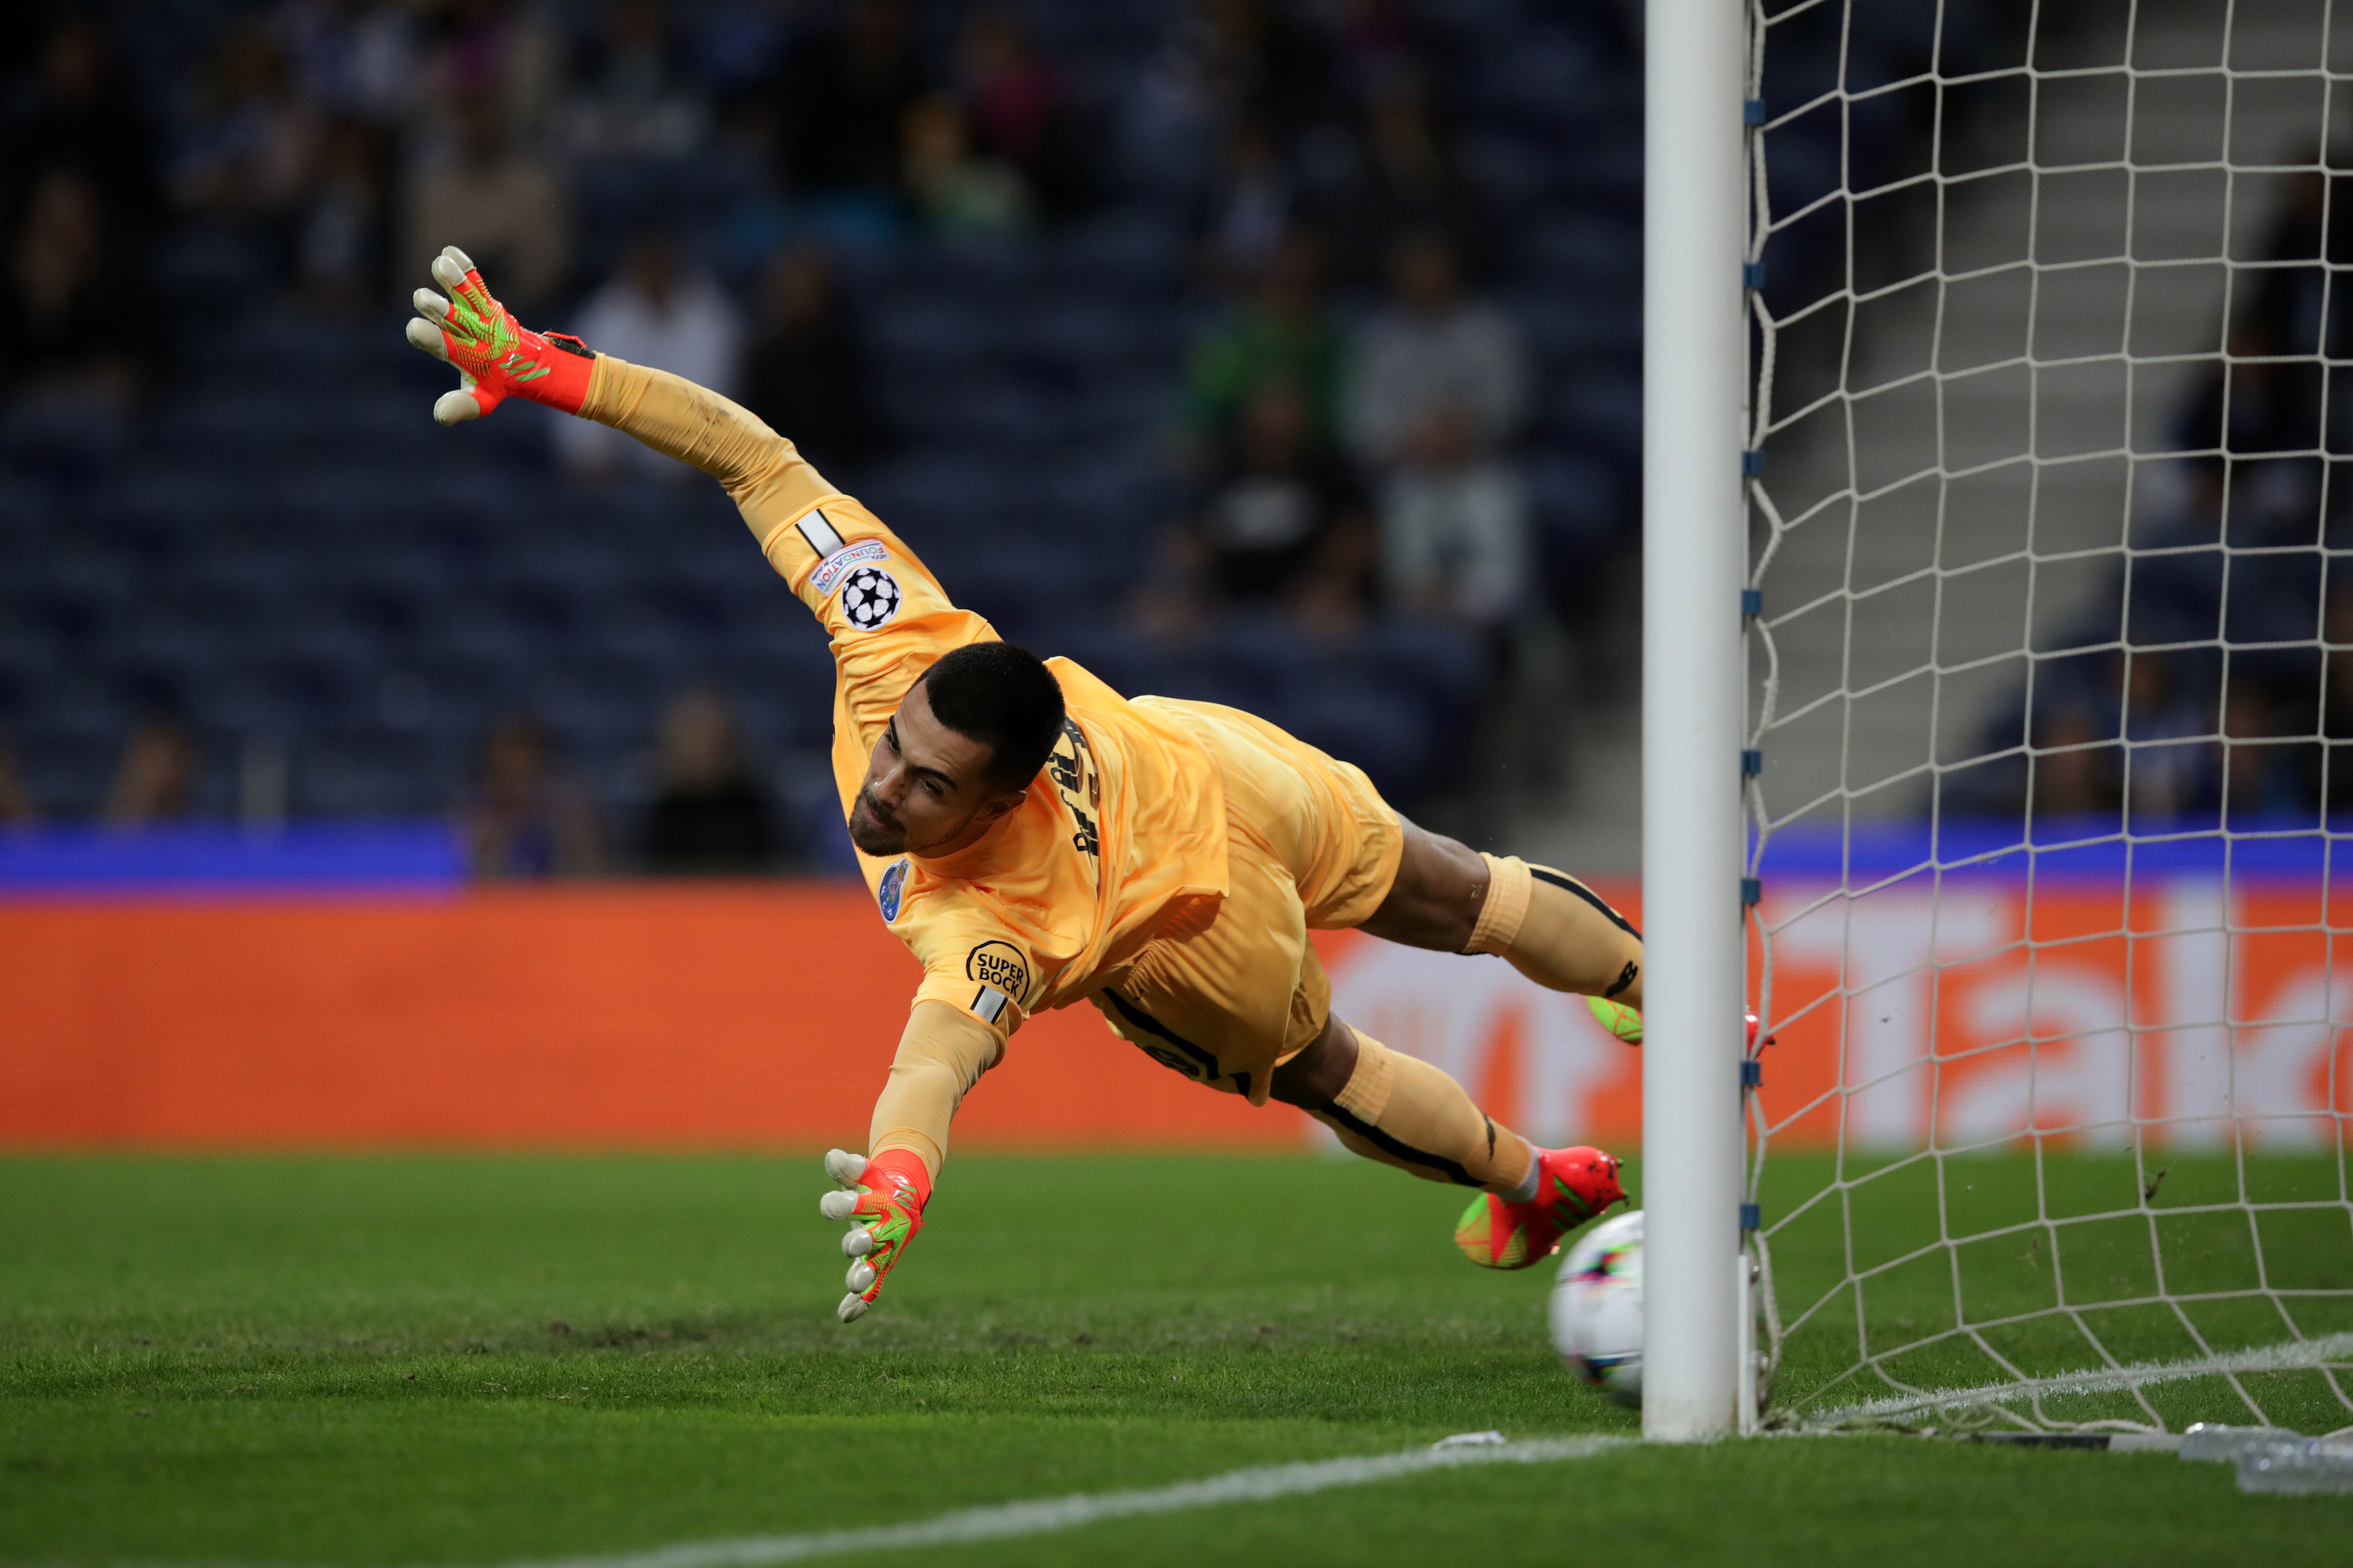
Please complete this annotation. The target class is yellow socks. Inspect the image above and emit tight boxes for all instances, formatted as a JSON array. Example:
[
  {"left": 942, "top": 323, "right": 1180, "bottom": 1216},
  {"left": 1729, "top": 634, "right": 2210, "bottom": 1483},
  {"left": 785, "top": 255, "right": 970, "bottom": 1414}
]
[
  {"left": 1310, "top": 1029, "right": 1535, "bottom": 1195},
  {"left": 1463, "top": 853, "right": 1644, "bottom": 1010}
]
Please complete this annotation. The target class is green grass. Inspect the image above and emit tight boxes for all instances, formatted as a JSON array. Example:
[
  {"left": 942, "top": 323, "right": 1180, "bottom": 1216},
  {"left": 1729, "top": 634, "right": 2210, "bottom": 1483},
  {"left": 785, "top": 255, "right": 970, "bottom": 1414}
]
[{"left": 2, "top": 1152, "right": 2349, "bottom": 1566}]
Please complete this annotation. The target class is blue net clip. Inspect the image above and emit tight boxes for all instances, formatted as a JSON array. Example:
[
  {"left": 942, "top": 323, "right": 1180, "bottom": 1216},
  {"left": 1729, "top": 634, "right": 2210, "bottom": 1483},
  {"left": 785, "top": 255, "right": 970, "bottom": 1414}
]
[
  {"left": 1741, "top": 876, "right": 1762, "bottom": 906},
  {"left": 1741, "top": 1059, "right": 1764, "bottom": 1089},
  {"left": 1744, "top": 98, "right": 1767, "bottom": 126},
  {"left": 1740, "top": 1202, "right": 1763, "bottom": 1232},
  {"left": 1741, "top": 748, "right": 1762, "bottom": 776},
  {"left": 1741, "top": 588, "right": 1762, "bottom": 616}
]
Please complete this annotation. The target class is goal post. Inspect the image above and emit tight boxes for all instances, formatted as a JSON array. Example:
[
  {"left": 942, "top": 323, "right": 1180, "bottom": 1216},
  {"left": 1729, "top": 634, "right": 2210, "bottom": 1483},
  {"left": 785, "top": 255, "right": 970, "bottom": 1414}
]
[{"left": 1641, "top": 0, "right": 1754, "bottom": 1442}]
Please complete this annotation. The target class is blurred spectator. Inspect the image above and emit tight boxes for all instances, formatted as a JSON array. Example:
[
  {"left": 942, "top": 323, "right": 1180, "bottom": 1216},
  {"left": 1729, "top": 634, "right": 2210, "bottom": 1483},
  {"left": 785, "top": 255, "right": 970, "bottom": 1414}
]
[
  {"left": 1189, "top": 381, "right": 1368, "bottom": 606},
  {"left": 459, "top": 715, "right": 602, "bottom": 879},
  {"left": 686, "top": 0, "right": 804, "bottom": 110},
  {"left": 1195, "top": 116, "right": 1297, "bottom": 288},
  {"left": 555, "top": 231, "right": 743, "bottom": 481},
  {"left": 295, "top": 116, "right": 394, "bottom": 309},
  {"left": 902, "top": 95, "right": 1030, "bottom": 241},
  {"left": 1181, "top": 227, "right": 1347, "bottom": 455},
  {"left": 1346, "top": 229, "right": 1530, "bottom": 465},
  {"left": 959, "top": 5, "right": 1094, "bottom": 222},
  {"left": 1347, "top": 232, "right": 1531, "bottom": 631},
  {"left": 103, "top": 718, "right": 199, "bottom": 826},
  {"left": 639, "top": 689, "right": 786, "bottom": 875},
  {"left": 1, "top": 19, "right": 162, "bottom": 241},
  {"left": 417, "top": 0, "right": 563, "bottom": 153},
  {"left": 564, "top": 0, "right": 709, "bottom": 160},
  {"left": 2119, "top": 651, "right": 2208, "bottom": 820},
  {"left": 0, "top": 169, "right": 160, "bottom": 411},
  {"left": 740, "top": 243, "right": 877, "bottom": 474},
  {"left": 1286, "top": 513, "right": 1379, "bottom": 641},
  {"left": 2212, "top": 677, "right": 2307, "bottom": 820},
  {"left": 274, "top": 0, "right": 421, "bottom": 128},
  {"left": 1370, "top": 441, "right": 1528, "bottom": 630},
  {"left": 2032, "top": 704, "right": 2112, "bottom": 819},
  {"left": 1318, "top": 75, "right": 1483, "bottom": 285},
  {"left": 773, "top": 0, "right": 929, "bottom": 198},
  {"left": 173, "top": 22, "right": 318, "bottom": 251},
  {"left": 402, "top": 91, "right": 570, "bottom": 308},
  {"left": 0, "top": 724, "right": 36, "bottom": 825}
]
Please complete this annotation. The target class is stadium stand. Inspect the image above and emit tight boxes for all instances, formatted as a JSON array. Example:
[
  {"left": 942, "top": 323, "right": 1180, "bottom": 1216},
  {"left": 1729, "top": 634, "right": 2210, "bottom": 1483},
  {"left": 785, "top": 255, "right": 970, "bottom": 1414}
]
[{"left": 0, "top": 1, "right": 1655, "bottom": 869}]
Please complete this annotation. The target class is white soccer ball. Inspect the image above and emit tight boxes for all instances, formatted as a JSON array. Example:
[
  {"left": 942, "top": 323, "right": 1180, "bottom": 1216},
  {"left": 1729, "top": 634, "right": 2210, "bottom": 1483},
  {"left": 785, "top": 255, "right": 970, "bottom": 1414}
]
[{"left": 1550, "top": 1208, "right": 1644, "bottom": 1407}]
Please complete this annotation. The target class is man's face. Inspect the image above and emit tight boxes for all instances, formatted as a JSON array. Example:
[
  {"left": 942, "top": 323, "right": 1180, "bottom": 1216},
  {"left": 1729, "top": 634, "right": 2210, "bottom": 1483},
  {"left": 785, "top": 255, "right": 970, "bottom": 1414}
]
[{"left": 848, "top": 679, "right": 1025, "bottom": 858}]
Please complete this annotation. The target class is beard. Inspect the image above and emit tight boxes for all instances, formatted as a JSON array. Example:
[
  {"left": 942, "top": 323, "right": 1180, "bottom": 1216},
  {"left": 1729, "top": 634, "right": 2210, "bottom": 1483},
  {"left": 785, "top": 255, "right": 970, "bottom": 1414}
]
[{"left": 847, "top": 784, "right": 907, "bottom": 856}]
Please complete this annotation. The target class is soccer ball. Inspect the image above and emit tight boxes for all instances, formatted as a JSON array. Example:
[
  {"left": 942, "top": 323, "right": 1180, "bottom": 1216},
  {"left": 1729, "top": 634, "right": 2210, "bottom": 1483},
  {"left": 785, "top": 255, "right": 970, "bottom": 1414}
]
[{"left": 1550, "top": 1208, "right": 1644, "bottom": 1407}]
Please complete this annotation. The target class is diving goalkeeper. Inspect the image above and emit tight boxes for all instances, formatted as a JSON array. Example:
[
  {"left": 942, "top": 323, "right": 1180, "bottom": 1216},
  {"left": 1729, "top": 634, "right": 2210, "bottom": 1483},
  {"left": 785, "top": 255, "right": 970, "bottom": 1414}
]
[{"left": 406, "top": 247, "right": 1648, "bottom": 1322}]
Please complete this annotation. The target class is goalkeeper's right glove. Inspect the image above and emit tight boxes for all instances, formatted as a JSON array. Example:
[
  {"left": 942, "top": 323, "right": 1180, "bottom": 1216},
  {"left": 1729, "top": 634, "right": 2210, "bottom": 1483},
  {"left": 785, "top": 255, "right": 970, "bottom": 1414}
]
[
  {"left": 403, "top": 244, "right": 596, "bottom": 425},
  {"left": 819, "top": 1148, "right": 930, "bottom": 1323}
]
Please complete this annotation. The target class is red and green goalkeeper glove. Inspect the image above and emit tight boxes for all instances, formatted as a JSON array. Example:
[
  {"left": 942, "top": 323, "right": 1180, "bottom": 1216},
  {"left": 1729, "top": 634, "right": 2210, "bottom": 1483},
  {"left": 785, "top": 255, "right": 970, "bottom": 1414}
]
[
  {"left": 403, "top": 245, "right": 596, "bottom": 425},
  {"left": 819, "top": 1148, "right": 930, "bottom": 1323}
]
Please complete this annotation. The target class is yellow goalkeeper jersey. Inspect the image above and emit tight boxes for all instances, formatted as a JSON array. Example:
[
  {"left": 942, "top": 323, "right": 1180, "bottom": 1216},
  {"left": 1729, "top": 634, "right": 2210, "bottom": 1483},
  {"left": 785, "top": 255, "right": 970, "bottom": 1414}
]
[
  {"left": 764, "top": 495, "right": 1232, "bottom": 1042},
  {"left": 578, "top": 353, "right": 1232, "bottom": 1043}
]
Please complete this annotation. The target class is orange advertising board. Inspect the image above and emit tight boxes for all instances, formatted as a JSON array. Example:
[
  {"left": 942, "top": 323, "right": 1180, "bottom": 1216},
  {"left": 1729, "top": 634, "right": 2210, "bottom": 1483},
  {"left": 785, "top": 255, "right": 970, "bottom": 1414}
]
[
  {"left": 2, "top": 877, "right": 2344, "bottom": 1152},
  {"left": 0, "top": 886, "right": 1314, "bottom": 1150}
]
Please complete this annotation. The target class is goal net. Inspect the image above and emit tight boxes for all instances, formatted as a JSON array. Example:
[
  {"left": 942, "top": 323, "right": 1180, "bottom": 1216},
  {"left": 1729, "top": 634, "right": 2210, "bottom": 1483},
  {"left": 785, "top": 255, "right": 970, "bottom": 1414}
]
[{"left": 1744, "top": 0, "right": 2353, "bottom": 1433}]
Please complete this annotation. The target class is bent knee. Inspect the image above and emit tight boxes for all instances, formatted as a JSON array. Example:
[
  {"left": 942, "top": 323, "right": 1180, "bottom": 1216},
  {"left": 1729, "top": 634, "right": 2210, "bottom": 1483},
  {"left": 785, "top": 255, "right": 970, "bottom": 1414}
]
[
  {"left": 1270, "top": 1015, "right": 1357, "bottom": 1109},
  {"left": 1361, "top": 823, "right": 1488, "bottom": 951}
]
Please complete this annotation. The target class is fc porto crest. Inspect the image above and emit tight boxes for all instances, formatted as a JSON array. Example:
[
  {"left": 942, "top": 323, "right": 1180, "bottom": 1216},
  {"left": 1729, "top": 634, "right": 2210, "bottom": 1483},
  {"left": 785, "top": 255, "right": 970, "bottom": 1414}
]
[{"left": 877, "top": 857, "right": 910, "bottom": 923}]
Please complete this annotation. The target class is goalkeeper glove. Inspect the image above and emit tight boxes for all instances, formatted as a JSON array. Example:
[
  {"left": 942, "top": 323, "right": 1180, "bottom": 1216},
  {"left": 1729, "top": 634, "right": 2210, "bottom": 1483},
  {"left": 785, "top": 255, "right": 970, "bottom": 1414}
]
[
  {"left": 818, "top": 1147, "right": 930, "bottom": 1323},
  {"left": 403, "top": 245, "right": 596, "bottom": 425}
]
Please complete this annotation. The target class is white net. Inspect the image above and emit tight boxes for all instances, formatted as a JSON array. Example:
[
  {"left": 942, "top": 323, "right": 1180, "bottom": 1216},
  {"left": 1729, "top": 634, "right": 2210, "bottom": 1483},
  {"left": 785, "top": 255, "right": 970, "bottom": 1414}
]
[{"left": 1743, "top": 0, "right": 2353, "bottom": 1433}]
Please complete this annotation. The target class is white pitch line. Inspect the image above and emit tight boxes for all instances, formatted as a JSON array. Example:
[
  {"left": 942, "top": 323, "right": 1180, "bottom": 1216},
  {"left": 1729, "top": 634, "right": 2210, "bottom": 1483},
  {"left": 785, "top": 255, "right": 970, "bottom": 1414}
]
[
  {"left": 491, "top": 1437, "right": 1628, "bottom": 1568},
  {"left": 1802, "top": 1330, "right": 2353, "bottom": 1427}
]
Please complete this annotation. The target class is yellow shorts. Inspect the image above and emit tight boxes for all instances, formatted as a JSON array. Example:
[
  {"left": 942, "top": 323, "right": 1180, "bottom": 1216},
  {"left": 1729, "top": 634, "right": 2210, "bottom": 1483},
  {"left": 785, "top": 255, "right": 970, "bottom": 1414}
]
[{"left": 1086, "top": 698, "right": 1405, "bottom": 1104}]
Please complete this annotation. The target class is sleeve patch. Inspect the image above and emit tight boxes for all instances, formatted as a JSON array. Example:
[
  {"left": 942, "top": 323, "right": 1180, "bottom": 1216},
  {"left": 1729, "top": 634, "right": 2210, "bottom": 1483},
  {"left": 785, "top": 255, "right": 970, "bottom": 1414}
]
[
  {"left": 837, "top": 564, "right": 903, "bottom": 630},
  {"left": 965, "top": 940, "right": 1031, "bottom": 1002},
  {"left": 810, "top": 537, "right": 888, "bottom": 597},
  {"left": 969, "top": 986, "right": 1011, "bottom": 1026},
  {"left": 795, "top": 510, "right": 848, "bottom": 560}
]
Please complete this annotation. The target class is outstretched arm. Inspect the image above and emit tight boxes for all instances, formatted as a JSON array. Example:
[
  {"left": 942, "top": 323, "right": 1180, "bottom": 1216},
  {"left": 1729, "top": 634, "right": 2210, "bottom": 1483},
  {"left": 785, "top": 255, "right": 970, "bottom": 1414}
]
[
  {"left": 820, "top": 1000, "right": 1003, "bottom": 1322},
  {"left": 405, "top": 245, "right": 835, "bottom": 546},
  {"left": 406, "top": 246, "right": 992, "bottom": 761}
]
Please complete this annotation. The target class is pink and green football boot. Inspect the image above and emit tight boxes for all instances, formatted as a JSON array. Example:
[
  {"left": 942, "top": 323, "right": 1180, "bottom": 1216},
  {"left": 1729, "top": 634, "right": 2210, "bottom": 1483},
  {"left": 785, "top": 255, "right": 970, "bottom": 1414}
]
[
  {"left": 1585, "top": 999, "right": 1772, "bottom": 1052},
  {"left": 1455, "top": 1145, "right": 1626, "bottom": 1270}
]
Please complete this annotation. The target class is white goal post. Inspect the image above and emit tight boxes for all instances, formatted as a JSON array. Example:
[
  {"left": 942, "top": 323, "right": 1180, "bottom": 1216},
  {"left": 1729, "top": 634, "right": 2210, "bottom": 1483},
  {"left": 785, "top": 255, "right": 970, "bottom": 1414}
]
[{"left": 1641, "top": 0, "right": 1754, "bottom": 1442}]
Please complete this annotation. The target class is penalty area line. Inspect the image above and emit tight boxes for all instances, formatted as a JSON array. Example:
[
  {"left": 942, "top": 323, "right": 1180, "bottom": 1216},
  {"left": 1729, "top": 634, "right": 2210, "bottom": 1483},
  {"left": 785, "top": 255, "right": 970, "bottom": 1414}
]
[
  {"left": 1801, "top": 1329, "right": 2353, "bottom": 1428},
  {"left": 491, "top": 1437, "right": 1628, "bottom": 1568}
]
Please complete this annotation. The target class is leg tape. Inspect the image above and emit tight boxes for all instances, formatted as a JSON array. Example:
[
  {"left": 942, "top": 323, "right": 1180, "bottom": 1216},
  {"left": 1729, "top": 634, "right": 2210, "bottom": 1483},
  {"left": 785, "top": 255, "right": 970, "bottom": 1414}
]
[{"left": 1464, "top": 853, "right": 1532, "bottom": 956}]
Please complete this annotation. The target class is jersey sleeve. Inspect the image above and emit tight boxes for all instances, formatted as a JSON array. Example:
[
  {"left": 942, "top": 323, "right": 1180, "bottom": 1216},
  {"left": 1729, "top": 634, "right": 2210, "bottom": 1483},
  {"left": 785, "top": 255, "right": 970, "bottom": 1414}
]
[
  {"left": 901, "top": 916, "right": 1044, "bottom": 1046},
  {"left": 580, "top": 354, "right": 995, "bottom": 756}
]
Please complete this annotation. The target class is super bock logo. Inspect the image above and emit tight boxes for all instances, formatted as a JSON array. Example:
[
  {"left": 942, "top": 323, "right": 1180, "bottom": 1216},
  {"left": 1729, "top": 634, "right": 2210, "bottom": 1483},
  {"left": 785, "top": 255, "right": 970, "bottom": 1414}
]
[{"left": 965, "top": 940, "right": 1031, "bottom": 1003}]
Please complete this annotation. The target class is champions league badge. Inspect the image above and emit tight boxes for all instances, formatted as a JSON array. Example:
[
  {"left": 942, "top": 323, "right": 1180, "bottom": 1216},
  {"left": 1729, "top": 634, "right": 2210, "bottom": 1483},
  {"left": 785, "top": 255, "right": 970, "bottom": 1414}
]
[
  {"left": 877, "top": 857, "right": 909, "bottom": 923},
  {"left": 839, "top": 563, "right": 902, "bottom": 630}
]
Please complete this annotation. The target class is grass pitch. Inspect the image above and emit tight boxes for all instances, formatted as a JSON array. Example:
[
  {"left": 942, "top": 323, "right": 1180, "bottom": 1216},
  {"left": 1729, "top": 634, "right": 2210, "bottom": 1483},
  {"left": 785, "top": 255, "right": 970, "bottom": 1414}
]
[{"left": 3, "top": 1152, "right": 2349, "bottom": 1566}]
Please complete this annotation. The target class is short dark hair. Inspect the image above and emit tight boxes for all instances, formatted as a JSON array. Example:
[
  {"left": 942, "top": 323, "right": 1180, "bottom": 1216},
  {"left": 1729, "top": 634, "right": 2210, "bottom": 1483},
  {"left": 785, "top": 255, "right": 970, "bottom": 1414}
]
[{"left": 919, "top": 641, "right": 1066, "bottom": 793}]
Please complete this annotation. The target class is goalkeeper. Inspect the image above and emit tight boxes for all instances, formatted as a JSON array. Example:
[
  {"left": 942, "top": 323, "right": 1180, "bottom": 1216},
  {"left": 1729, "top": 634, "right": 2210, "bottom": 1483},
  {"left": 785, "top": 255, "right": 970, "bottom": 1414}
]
[{"left": 406, "top": 247, "right": 1647, "bottom": 1322}]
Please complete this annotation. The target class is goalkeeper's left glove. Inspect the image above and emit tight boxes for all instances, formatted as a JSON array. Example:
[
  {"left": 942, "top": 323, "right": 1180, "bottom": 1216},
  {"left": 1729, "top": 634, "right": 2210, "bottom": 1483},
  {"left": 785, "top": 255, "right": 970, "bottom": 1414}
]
[
  {"left": 818, "top": 1148, "right": 930, "bottom": 1323},
  {"left": 403, "top": 244, "right": 596, "bottom": 425}
]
